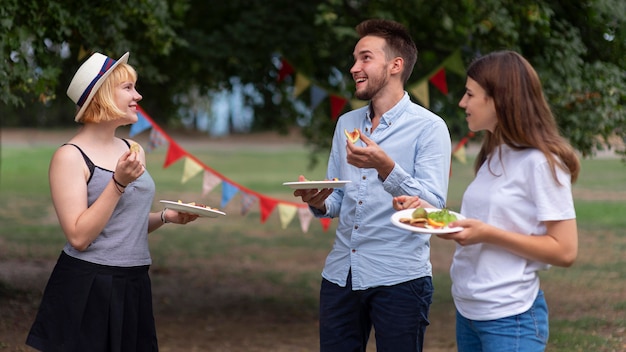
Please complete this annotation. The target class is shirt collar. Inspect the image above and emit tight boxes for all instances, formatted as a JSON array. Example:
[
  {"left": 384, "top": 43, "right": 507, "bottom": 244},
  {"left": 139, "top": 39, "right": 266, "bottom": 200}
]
[{"left": 365, "top": 92, "right": 411, "bottom": 127}]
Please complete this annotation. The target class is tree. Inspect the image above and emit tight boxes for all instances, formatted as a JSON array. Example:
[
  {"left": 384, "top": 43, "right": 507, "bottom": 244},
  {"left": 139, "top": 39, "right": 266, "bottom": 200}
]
[{"left": 2, "top": 0, "right": 624, "bottom": 160}]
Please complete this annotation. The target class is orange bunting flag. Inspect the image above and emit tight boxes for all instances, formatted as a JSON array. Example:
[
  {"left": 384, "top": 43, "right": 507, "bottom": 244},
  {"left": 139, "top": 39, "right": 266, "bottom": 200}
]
[
  {"left": 330, "top": 95, "right": 348, "bottom": 121},
  {"left": 429, "top": 68, "right": 448, "bottom": 95},
  {"left": 163, "top": 142, "right": 187, "bottom": 168},
  {"left": 277, "top": 58, "right": 295, "bottom": 83}
]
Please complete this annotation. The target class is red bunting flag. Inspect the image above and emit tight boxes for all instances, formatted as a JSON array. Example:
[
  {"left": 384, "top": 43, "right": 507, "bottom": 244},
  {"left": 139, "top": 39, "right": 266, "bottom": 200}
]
[
  {"left": 259, "top": 196, "right": 279, "bottom": 223},
  {"left": 163, "top": 141, "right": 187, "bottom": 168},
  {"left": 277, "top": 58, "right": 295, "bottom": 83},
  {"left": 330, "top": 95, "right": 348, "bottom": 121},
  {"left": 319, "top": 218, "right": 333, "bottom": 231},
  {"left": 429, "top": 68, "right": 448, "bottom": 95}
]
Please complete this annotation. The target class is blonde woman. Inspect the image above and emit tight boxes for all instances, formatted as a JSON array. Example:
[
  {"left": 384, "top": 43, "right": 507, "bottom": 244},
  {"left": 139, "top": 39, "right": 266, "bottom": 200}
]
[{"left": 26, "top": 52, "right": 197, "bottom": 351}]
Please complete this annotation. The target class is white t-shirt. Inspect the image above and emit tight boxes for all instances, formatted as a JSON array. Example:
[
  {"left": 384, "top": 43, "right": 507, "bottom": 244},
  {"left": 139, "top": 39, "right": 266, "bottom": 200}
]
[{"left": 450, "top": 144, "right": 576, "bottom": 321}]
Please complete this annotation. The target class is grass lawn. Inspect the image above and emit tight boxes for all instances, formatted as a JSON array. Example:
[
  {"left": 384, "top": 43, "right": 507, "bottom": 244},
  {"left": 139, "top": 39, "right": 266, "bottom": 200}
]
[{"left": 1, "top": 133, "right": 625, "bottom": 351}]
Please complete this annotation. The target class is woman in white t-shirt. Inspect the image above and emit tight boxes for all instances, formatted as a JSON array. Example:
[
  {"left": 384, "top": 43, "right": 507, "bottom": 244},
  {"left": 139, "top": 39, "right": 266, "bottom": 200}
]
[{"left": 393, "top": 50, "right": 580, "bottom": 352}]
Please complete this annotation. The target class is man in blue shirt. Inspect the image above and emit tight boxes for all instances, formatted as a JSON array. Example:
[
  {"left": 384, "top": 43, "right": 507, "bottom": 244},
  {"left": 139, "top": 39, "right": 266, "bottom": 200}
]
[{"left": 293, "top": 19, "right": 451, "bottom": 352}]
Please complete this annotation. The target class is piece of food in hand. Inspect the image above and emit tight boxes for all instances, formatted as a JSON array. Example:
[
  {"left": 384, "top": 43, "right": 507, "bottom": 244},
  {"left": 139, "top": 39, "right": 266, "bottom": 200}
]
[
  {"left": 344, "top": 128, "right": 360, "bottom": 144},
  {"left": 130, "top": 143, "right": 140, "bottom": 153}
]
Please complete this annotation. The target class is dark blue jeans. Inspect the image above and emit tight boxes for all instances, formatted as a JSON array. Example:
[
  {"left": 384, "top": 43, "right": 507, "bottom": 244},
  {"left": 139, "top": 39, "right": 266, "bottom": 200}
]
[{"left": 319, "top": 271, "right": 433, "bottom": 352}]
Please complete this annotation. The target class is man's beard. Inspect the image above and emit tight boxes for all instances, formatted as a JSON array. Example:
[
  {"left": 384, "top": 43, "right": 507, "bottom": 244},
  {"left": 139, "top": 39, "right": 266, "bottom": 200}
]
[{"left": 354, "top": 70, "right": 388, "bottom": 100}]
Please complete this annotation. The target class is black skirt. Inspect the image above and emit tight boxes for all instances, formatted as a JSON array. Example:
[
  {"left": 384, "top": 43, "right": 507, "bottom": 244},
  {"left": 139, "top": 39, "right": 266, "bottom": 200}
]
[{"left": 26, "top": 251, "right": 158, "bottom": 352}]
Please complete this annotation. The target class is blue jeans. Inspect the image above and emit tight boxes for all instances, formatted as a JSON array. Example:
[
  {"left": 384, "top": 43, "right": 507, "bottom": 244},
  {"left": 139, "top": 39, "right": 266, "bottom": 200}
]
[
  {"left": 456, "top": 290, "right": 549, "bottom": 352},
  {"left": 319, "top": 271, "right": 433, "bottom": 352}
]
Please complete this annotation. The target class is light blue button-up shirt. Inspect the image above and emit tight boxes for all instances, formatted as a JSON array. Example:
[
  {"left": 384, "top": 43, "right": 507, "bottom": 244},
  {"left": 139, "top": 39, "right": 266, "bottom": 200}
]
[{"left": 314, "top": 93, "right": 451, "bottom": 290}]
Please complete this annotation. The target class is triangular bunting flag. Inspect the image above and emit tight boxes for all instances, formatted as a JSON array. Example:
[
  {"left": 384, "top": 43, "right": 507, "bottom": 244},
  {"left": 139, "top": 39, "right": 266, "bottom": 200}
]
[
  {"left": 277, "top": 204, "right": 298, "bottom": 229},
  {"left": 131, "top": 103, "right": 335, "bottom": 234},
  {"left": 452, "top": 145, "right": 467, "bottom": 164},
  {"left": 202, "top": 171, "right": 222, "bottom": 197},
  {"left": 259, "top": 196, "right": 279, "bottom": 223},
  {"left": 310, "top": 85, "right": 328, "bottom": 110},
  {"left": 181, "top": 157, "right": 204, "bottom": 183},
  {"left": 443, "top": 50, "right": 465, "bottom": 76},
  {"left": 130, "top": 112, "right": 152, "bottom": 137},
  {"left": 277, "top": 58, "right": 294, "bottom": 83},
  {"left": 350, "top": 99, "right": 368, "bottom": 110},
  {"left": 163, "top": 142, "right": 186, "bottom": 168},
  {"left": 220, "top": 181, "right": 239, "bottom": 208},
  {"left": 330, "top": 95, "right": 348, "bottom": 121},
  {"left": 429, "top": 68, "right": 448, "bottom": 95},
  {"left": 293, "top": 73, "right": 311, "bottom": 98},
  {"left": 408, "top": 80, "right": 430, "bottom": 108},
  {"left": 240, "top": 192, "right": 258, "bottom": 215},
  {"left": 146, "top": 128, "right": 168, "bottom": 152},
  {"left": 320, "top": 218, "right": 332, "bottom": 231},
  {"left": 297, "top": 207, "right": 314, "bottom": 233}
]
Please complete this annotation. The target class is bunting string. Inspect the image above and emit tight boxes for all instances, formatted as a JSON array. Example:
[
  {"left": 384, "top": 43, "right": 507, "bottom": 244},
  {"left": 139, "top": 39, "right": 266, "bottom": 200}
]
[
  {"left": 128, "top": 51, "right": 468, "bottom": 233},
  {"left": 278, "top": 49, "right": 466, "bottom": 113},
  {"left": 130, "top": 106, "right": 324, "bottom": 233}
]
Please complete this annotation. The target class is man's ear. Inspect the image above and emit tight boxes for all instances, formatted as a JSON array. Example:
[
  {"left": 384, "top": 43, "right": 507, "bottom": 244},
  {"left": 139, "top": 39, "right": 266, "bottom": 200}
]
[{"left": 390, "top": 57, "right": 404, "bottom": 76}]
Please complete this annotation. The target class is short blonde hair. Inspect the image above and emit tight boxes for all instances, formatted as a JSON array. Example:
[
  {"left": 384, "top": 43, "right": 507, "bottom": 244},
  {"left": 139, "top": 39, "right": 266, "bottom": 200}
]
[{"left": 80, "top": 63, "right": 138, "bottom": 123}]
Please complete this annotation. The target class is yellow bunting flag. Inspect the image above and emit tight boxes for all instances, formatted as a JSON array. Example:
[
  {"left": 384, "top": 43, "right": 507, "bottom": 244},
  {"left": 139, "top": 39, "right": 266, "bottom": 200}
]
[
  {"left": 181, "top": 157, "right": 204, "bottom": 183},
  {"left": 409, "top": 80, "right": 430, "bottom": 108},
  {"left": 350, "top": 99, "right": 368, "bottom": 110},
  {"left": 293, "top": 73, "right": 311, "bottom": 98},
  {"left": 277, "top": 203, "right": 298, "bottom": 229}
]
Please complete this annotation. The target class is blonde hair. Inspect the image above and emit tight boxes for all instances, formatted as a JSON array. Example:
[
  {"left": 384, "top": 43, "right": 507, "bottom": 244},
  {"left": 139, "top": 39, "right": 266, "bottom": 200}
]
[{"left": 80, "top": 63, "right": 138, "bottom": 123}]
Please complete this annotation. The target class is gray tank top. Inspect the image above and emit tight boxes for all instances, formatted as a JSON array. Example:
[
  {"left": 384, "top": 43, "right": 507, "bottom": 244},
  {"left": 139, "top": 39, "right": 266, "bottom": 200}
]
[{"left": 62, "top": 141, "right": 155, "bottom": 267}]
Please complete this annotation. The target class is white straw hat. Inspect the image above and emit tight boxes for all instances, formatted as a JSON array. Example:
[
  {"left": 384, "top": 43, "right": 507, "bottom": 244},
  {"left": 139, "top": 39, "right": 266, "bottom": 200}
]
[{"left": 66, "top": 52, "right": 129, "bottom": 122}]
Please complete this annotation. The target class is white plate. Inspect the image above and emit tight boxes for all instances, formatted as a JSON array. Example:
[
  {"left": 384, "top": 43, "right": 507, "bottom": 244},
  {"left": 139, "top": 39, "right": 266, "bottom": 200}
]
[
  {"left": 390, "top": 208, "right": 464, "bottom": 234},
  {"left": 160, "top": 200, "right": 226, "bottom": 218},
  {"left": 282, "top": 180, "right": 351, "bottom": 189}
]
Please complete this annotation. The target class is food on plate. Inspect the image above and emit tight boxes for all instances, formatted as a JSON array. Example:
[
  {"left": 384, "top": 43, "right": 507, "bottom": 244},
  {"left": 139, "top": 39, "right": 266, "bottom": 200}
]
[
  {"left": 344, "top": 128, "right": 360, "bottom": 144},
  {"left": 298, "top": 177, "right": 339, "bottom": 182},
  {"left": 130, "top": 143, "right": 140, "bottom": 153},
  {"left": 412, "top": 207, "right": 428, "bottom": 219},
  {"left": 177, "top": 200, "right": 219, "bottom": 211},
  {"left": 399, "top": 207, "right": 458, "bottom": 229}
]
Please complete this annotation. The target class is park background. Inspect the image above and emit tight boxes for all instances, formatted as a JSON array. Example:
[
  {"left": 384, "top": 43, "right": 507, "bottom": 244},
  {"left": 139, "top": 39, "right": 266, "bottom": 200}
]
[{"left": 1, "top": 0, "right": 625, "bottom": 351}]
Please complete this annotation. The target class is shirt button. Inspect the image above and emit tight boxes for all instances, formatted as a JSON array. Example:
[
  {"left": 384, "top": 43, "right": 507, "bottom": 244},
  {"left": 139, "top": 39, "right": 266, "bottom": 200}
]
[
  {"left": 362, "top": 175, "right": 366, "bottom": 180},
  {"left": 352, "top": 249, "right": 356, "bottom": 253},
  {"left": 358, "top": 200, "right": 363, "bottom": 205},
  {"left": 354, "top": 225, "right": 358, "bottom": 230}
]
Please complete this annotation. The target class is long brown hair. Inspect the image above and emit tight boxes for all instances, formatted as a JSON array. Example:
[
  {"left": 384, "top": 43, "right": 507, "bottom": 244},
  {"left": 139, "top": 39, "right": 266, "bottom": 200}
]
[{"left": 467, "top": 51, "right": 580, "bottom": 183}]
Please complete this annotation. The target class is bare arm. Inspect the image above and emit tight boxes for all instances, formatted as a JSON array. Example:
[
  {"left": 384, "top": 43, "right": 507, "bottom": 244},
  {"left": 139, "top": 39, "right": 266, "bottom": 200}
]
[
  {"left": 440, "top": 218, "right": 578, "bottom": 267},
  {"left": 50, "top": 145, "right": 144, "bottom": 251}
]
